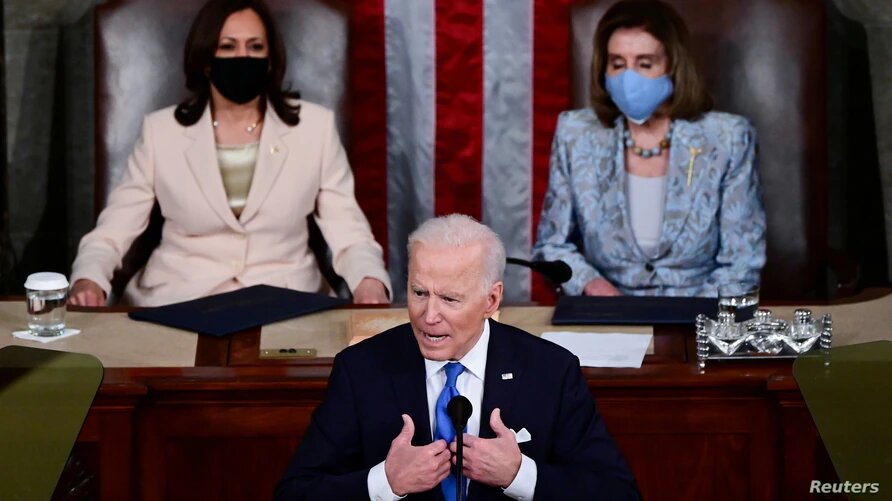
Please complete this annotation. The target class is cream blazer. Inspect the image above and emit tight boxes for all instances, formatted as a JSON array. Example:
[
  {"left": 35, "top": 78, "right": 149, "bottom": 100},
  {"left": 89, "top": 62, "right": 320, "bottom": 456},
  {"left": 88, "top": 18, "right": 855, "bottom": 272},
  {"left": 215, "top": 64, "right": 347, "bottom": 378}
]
[{"left": 71, "top": 101, "right": 391, "bottom": 306}]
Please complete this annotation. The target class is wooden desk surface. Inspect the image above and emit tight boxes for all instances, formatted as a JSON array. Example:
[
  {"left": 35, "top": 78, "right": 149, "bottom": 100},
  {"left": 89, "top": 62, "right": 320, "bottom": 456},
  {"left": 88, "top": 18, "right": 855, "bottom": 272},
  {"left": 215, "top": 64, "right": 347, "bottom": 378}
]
[
  {"left": 6, "top": 291, "right": 890, "bottom": 370},
  {"left": 4, "top": 289, "right": 890, "bottom": 370},
  {"left": 0, "top": 305, "right": 197, "bottom": 367}
]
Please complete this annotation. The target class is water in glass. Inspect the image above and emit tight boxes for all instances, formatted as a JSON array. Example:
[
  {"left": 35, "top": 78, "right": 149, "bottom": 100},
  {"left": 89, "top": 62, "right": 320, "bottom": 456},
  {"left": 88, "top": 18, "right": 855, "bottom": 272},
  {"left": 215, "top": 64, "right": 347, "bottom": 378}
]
[
  {"left": 27, "top": 289, "right": 67, "bottom": 336},
  {"left": 718, "top": 296, "right": 758, "bottom": 322}
]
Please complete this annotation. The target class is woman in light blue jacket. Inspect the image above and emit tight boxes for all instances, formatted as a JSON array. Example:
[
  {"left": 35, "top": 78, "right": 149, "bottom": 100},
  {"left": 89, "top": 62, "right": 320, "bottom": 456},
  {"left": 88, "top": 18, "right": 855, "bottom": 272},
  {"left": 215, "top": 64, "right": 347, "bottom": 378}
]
[{"left": 533, "top": 0, "right": 765, "bottom": 297}]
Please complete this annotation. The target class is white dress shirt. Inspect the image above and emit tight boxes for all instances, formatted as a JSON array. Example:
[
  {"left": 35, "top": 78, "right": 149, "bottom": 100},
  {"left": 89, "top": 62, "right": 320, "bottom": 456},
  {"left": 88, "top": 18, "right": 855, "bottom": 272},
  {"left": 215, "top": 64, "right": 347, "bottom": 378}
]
[{"left": 368, "top": 319, "right": 537, "bottom": 500}]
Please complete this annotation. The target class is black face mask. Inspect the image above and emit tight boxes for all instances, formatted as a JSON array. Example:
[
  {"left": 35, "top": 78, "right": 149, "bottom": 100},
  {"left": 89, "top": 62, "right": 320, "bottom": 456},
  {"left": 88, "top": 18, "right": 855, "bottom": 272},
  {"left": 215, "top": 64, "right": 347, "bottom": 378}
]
[{"left": 209, "top": 57, "right": 269, "bottom": 104}]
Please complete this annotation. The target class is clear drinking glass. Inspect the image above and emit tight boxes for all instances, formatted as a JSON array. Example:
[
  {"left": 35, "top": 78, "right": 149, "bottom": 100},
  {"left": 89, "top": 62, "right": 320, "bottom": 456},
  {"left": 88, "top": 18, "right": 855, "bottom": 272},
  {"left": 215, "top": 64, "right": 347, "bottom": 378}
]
[
  {"left": 717, "top": 283, "right": 759, "bottom": 322},
  {"left": 24, "top": 272, "right": 69, "bottom": 337}
]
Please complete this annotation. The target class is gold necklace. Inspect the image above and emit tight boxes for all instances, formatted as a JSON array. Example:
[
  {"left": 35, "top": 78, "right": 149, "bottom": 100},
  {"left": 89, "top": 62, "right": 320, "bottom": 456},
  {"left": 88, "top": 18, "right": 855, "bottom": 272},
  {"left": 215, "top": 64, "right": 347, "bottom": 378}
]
[{"left": 212, "top": 119, "right": 261, "bottom": 134}]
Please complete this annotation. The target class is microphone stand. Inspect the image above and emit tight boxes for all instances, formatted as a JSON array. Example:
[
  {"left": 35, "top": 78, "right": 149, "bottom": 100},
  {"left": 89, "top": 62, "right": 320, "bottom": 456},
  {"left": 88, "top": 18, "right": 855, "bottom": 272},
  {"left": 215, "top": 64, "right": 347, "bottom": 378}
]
[
  {"left": 447, "top": 395, "right": 472, "bottom": 501},
  {"left": 456, "top": 431, "right": 464, "bottom": 501},
  {"left": 506, "top": 257, "right": 569, "bottom": 296}
]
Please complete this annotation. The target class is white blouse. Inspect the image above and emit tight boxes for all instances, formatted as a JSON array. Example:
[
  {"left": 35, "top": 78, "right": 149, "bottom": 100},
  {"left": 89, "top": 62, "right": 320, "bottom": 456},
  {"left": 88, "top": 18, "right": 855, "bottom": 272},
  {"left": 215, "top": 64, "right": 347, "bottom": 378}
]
[{"left": 627, "top": 172, "right": 667, "bottom": 257}]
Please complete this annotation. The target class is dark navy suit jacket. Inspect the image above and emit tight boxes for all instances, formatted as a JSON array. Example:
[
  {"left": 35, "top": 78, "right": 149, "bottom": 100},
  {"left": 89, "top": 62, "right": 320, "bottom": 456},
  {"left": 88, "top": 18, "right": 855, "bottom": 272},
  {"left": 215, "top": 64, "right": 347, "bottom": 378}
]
[{"left": 275, "top": 320, "right": 640, "bottom": 500}]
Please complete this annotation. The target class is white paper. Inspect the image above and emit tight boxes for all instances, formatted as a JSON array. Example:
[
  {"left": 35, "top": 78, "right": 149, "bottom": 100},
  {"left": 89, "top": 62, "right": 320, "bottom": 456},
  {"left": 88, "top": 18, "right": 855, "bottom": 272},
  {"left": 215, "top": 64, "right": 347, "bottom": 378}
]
[
  {"left": 542, "top": 331, "right": 652, "bottom": 368},
  {"left": 12, "top": 328, "right": 81, "bottom": 343}
]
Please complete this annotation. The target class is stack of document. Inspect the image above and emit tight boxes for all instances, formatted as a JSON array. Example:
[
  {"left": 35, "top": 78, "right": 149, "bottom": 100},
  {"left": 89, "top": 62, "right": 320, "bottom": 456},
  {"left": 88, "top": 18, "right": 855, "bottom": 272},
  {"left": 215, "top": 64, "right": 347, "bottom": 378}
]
[{"left": 542, "top": 331, "right": 652, "bottom": 368}]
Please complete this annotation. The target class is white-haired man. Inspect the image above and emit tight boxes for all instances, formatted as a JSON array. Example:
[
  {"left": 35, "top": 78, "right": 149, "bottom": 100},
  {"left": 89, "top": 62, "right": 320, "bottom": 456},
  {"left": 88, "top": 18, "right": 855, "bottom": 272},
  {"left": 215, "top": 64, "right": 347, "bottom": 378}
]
[{"left": 277, "top": 214, "right": 639, "bottom": 500}]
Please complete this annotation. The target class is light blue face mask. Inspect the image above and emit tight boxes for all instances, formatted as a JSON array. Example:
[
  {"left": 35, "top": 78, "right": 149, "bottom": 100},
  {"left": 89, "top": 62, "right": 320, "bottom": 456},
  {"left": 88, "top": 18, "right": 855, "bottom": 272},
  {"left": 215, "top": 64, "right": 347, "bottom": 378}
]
[{"left": 604, "top": 69, "right": 674, "bottom": 124}]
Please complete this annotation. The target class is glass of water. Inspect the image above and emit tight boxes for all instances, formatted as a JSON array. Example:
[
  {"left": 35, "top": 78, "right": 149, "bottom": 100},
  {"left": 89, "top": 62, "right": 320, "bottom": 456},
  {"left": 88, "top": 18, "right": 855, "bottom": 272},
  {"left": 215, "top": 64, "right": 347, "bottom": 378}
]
[
  {"left": 717, "top": 283, "right": 759, "bottom": 323},
  {"left": 24, "top": 272, "right": 69, "bottom": 337}
]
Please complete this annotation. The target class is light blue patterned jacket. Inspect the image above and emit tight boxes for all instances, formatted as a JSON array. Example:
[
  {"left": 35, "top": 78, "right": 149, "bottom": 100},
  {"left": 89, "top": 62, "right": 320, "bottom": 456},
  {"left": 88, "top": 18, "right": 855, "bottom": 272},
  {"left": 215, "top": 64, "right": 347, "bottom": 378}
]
[{"left": 533, "top": 109, "right": 766, "bottom": 297}]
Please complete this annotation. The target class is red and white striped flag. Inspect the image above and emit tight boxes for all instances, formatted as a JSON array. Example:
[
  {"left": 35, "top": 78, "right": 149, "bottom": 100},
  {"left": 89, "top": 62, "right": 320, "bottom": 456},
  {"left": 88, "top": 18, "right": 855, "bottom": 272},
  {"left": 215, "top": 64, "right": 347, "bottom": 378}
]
[{"left": 349, "top": 0, "right": 578, "bottom": 302}]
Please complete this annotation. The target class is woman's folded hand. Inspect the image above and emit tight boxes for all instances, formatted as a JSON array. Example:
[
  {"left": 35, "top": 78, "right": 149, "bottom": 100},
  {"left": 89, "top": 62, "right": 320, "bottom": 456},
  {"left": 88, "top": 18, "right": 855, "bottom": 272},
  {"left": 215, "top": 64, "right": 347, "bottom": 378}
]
[
  {"left": 68, "top": 279, "right": 107, "bottom": 307},
  {"left": 352, "top": 277, "right": 390, "bottom": 304},
  {"left": 583, "top": 277, "right": 622, "bottom": 297}
]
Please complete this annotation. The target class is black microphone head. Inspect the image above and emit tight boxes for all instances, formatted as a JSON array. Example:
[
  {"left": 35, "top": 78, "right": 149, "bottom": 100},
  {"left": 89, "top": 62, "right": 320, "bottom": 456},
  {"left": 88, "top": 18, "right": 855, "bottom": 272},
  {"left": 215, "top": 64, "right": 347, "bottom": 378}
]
[
  {"left": 538, "top": 260, "right": 572, "bottom": 284},
  {"left": 446, "top": 395, "right": 473, "bottom": 431},
  {"left": 505, "top": 257, "right": 572, "bottom": 284}
]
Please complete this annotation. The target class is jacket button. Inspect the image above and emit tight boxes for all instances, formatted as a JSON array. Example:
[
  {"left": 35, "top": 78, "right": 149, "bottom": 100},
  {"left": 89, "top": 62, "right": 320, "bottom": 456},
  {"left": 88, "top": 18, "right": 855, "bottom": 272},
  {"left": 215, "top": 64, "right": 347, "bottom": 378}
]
[{"left": 645, "top": 263, "right": 654, "bottom": 272}]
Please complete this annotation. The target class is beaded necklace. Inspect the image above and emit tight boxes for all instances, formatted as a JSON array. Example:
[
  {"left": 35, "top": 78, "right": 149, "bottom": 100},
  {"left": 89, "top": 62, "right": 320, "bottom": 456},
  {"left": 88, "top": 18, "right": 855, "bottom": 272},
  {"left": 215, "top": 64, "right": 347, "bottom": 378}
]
[{"left": 623, "top": 122, "right": 674, "bottom": 158}]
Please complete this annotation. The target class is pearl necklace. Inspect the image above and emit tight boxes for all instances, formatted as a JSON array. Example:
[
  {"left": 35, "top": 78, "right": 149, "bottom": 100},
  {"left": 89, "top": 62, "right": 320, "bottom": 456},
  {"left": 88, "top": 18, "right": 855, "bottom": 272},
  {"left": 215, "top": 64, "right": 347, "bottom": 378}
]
[
  {"left": 623, "top": 122, "right": 674, "bottom": 158},
  {"left": 212, "top": 119, "right": 261, "bottom": 134}
]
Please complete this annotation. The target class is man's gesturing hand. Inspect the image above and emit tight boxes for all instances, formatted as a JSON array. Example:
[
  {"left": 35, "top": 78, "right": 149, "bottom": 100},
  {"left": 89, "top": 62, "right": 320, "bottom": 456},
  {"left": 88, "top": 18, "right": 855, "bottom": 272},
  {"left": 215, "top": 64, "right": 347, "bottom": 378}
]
[
  {"left": 385, "top": 414, "right": 452, "bottom": 495},
  {"left": 450, "top": 408, "right": 522, "bottom": 488}
]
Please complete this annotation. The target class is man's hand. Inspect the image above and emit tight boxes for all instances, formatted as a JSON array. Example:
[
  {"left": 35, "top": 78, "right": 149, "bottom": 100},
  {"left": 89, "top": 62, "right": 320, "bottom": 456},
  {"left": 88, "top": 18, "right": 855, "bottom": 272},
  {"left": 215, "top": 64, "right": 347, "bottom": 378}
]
[
  {"left": 352, "top": 277, "right": 390, "bottom": 304},
  {"left": 583, "top": 277, "right": 622, "bottom": 296},
  {"left": 68, "top": 279, "right": 107, "bottom": 307},
  {"left": 450, "top": 408, "right": 521, "bottom": 488},
  {"left": 385, "top": 414, "right": 452, "bottom": 495}
]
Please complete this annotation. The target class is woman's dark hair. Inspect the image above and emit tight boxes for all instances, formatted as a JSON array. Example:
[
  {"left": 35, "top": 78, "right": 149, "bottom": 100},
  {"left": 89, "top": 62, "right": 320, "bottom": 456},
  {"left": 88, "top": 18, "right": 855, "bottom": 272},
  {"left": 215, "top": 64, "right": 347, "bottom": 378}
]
[
  {"left": 590, "top": 0, "right": 712, "bottom": 126},
  {"left": 175, "top": 0, "right": 301, "bottom": 126}
]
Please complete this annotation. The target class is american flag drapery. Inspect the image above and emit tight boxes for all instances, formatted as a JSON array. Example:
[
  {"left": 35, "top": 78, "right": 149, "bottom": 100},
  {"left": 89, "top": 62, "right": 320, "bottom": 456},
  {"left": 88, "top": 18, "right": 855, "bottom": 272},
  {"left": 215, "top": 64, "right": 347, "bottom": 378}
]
[{"left": 349, "top": 0, "right": 578, "bottom": 302}]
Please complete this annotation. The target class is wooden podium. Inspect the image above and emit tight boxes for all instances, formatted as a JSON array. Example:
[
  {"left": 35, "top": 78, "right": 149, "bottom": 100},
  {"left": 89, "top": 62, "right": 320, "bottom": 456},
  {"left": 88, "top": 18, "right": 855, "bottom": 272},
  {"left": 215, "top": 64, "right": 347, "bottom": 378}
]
[{"left": 3, "top": 291, "right": 891, "bottom": 500}]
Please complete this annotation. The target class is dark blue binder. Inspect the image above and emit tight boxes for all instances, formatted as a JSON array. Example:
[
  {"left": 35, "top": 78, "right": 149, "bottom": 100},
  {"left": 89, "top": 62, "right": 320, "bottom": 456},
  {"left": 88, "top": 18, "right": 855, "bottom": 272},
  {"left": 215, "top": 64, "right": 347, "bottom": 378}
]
[
  {"left": 128, "top": 284, "right": 348, "bottom": 336},
  {"left": 551, "top": 295, "right": 718, "bottom": 325}
]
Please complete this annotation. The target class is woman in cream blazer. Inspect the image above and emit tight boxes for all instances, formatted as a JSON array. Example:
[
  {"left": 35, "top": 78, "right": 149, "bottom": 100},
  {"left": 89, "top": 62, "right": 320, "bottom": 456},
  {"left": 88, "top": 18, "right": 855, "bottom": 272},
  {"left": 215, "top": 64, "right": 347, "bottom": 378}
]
[{"left": 70, "top": 0, "right": 390, "bottom": 306}]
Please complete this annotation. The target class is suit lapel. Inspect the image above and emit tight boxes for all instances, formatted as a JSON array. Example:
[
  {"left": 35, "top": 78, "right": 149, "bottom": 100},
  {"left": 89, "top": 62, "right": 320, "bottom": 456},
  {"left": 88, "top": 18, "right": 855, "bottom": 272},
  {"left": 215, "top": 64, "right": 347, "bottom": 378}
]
[
  {"left": 657, "top": 119, "right": 709, "bottom": 254},
  {"left": 389, "top": 326, "right": 435, "bottom": 447},
  {"left": 610, "top": 119, "right": 642, "bottom": 259},
  {"left": 238, "top": 103, "right": 289, "bottom": 223},
  {"left": 463, "top": 322, "right": 523, "bottom": 500},
  {"left": 478, "top": 322, "right": 522, "bottom": 440},
  {"left": 183, "top": 106, "right": 244, "bottom": 232}
]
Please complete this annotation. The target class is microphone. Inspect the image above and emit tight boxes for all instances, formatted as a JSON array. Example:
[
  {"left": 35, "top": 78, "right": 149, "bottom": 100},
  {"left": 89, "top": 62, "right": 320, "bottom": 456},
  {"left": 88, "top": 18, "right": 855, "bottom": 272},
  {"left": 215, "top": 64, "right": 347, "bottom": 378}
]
[
  {"left": 506, "top": 257, "right": 573, "bottom": 284},
  {"left": 447, "top": 396, "right": 473, "bottom": 501},
  {"left": 447, "top": 395, "right": 473, "bottom": 431}
]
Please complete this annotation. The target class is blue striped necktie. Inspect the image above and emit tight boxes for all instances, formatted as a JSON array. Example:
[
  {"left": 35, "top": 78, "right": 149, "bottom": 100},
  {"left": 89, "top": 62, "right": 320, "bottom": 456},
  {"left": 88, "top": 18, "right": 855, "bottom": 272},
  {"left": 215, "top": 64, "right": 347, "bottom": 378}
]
[{"left": 435, "top": 362, "right": 466, "bottom": 500}]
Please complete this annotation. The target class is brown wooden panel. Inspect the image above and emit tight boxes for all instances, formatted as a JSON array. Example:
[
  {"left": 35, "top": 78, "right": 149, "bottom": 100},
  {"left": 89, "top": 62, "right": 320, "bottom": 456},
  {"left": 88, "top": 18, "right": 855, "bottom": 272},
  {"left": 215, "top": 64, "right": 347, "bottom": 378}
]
[
  {"left": 599, "top": 396, "right": 777, "bottom": 500},
  {"left": 164, "top": 437, "right": 300, "bottom": 501},
  {"left": 616, "top": 434, "right": 752, "bottom": 501},
  {"left": 76, "top": 390, "right": 142, "bottom": 500},
  {"left": 138, "top": 401, "right": 319, "bottom": 500},
  {"left": 775, "top": 395, "right": 844, "bottom": 501},
  {"left": 195, "top": 334, "right": 233, "bottom": 367}
]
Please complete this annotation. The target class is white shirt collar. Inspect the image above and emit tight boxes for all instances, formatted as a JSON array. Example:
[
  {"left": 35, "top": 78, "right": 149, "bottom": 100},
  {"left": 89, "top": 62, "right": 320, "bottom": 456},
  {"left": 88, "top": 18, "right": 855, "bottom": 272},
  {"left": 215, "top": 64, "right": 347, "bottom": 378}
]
[{"left": 424, "top": 318, "right": 490, "bottom": 382}]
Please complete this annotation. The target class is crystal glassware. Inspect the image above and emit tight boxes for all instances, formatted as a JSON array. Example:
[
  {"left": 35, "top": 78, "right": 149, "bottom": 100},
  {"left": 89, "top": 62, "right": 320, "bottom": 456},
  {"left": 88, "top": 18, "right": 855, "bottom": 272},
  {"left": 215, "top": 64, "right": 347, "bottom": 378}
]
[
  {"left": 782, "top": 308, "right": 822, "bottom": 354},
  {"left": 746, "top": 309, "right": 786, "bottom": 355},
  {"left": 718, "top": 283, "right": 760, "bottom": 322},
  {"left": 706, "top": 312, "right": 751, "bottom": 356}
]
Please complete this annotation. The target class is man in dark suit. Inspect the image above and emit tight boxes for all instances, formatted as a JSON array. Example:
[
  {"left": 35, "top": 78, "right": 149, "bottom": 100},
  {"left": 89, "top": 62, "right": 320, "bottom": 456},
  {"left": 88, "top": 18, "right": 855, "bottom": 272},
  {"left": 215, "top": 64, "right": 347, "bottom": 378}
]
[{"left": 276, "top": 214, "right": 639, "bottom": 500}]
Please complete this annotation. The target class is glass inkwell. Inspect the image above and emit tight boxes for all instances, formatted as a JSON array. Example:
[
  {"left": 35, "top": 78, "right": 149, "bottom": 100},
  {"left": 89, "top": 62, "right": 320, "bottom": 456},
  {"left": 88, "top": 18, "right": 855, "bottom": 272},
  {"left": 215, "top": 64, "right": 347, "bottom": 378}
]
[{"left": 696, "top": 291, "right": 832, "bottom": 369}]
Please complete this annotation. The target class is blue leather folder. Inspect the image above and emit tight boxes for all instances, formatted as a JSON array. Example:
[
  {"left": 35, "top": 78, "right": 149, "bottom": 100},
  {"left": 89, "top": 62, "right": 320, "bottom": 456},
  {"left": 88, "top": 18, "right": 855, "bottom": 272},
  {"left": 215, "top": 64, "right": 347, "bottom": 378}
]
[
  {"left": 128, "top": 284, "right": 348, "bottom": 336},
  {"left": 551, "top": 295, "right": 718, "bottom": 325}
]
